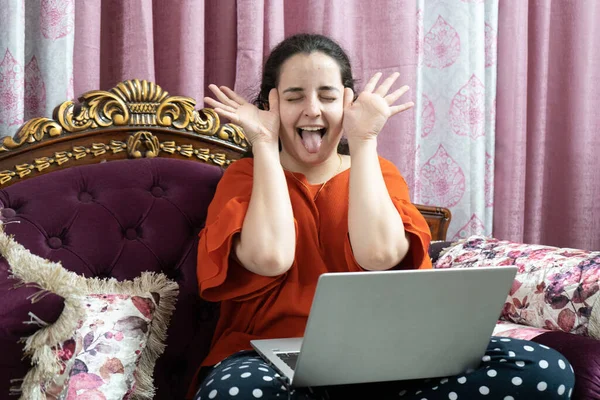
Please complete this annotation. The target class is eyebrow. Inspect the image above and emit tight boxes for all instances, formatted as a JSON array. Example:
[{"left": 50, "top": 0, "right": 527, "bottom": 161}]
[{"left": 282, "top": 86, "right": 341, "bottom": 94}]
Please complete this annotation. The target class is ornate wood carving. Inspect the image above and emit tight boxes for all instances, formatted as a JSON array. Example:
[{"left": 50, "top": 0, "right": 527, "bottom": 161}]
[{"left": 0, "top": 79, "right": 248, "bottom": 153}]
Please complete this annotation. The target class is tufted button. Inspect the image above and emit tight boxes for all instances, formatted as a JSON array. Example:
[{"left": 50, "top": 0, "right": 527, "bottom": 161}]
[
  {"left": 1, "top": 208, "right": 16, "bottom": 218},
  {"left": 48, "top": 237, "right": 63, "bottom": 249},
  {"left": 78, "top": 192, "right": 93, "bottom": 203},
  {"left": 150, "top": 186, "right": 164, "bottom": 198},
  {"left": 124, "top": 228, "right": 138, "bottom": 240}
]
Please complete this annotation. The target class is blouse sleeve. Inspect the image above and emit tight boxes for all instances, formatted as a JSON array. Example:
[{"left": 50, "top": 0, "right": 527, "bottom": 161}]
[
  {"left": 343, "top": 157, "right": 432, "bottom": 271},
  {"left": 197, "top": 159, "right": 288, "bottom": 302}
]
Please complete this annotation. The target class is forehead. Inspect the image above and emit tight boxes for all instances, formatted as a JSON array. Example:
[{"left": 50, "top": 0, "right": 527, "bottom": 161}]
[{"left": 278, "top": 52, "right": 343, "bottom": 88}]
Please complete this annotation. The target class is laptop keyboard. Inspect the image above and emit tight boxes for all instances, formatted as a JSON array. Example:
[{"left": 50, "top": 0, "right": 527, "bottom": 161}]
[{"left": 276, "top": 352, "right": 299, "bottom": 370}]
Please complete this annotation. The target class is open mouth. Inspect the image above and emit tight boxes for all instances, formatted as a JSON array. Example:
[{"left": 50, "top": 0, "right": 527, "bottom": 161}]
[{"left": 297, "top": 127, "right": 326, "bottom": 154}]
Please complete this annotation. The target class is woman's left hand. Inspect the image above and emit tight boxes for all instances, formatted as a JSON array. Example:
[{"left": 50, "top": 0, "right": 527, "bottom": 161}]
[{"left": 342, "top": 72, "right": 414, "bottom": 143}]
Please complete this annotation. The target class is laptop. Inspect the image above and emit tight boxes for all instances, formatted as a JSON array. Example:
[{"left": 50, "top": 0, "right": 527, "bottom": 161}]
[{"left": 251, "top": 266, "right": 517, "bottom": 387}]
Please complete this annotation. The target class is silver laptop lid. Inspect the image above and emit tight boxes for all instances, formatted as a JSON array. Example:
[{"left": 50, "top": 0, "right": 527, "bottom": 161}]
[{"left": 292, "top": 266, "right": 517, "bottom": 387}]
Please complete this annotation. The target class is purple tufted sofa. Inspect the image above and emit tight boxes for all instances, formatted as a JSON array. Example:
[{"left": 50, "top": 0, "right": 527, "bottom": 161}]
[{"left": 0, "top": 158, "right": 223, "bottom": 399}]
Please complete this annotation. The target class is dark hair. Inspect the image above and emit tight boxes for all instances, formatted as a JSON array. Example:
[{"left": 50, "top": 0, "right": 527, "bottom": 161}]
[{"left": 248, "top": 33, "right": 355, "bottom": 156}]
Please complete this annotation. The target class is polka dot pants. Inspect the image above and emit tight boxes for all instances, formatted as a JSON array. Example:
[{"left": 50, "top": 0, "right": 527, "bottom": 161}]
[{"left": 194, "top": 337, "right": 575, "bottom": 399}]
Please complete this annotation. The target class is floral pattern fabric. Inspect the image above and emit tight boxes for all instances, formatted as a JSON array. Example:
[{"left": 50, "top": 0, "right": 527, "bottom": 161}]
[
  {"left": 435, "top": 235, "right": 600, "bottom": 338},
  {"left": 46, "top": 293, "right": 156, "bottom": 400}
]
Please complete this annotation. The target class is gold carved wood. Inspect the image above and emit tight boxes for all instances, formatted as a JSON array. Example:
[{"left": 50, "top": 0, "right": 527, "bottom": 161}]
[
  {"left": 0, "top": 79, "right": 248, "bottom": 186},
  {"left": 1, "top": 79, "right": 248, "bottom": 152}
]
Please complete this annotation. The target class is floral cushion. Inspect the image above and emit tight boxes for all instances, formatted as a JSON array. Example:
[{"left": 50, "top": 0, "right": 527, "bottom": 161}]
[
  {"left": 45, "top": 293, "right": 157, "bottom": 399},
  {"left": 0, "top": 227, "right": 178, "bottom": 399},
  {"left": 435, "top": 235, "right": 600, "bottom": 339}
]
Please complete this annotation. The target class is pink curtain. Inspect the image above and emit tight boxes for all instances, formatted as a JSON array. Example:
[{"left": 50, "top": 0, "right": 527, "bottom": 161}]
[
  {"left": 494, "top": 0, "right": 600, "bottom": 250},
  {"left": 72, "top": 0, "right": 418, "bottom": 187}
]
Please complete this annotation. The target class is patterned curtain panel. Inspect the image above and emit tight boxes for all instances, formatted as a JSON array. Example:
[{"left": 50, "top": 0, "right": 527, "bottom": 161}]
[
  {"left": 414, "top": 0, "right": 498, "bottom": 240},
  {"left": 0, "top": 0, "right": 74, "bottom": 138}
]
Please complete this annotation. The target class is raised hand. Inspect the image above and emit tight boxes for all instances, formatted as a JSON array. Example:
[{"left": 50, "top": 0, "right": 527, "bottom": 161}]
[
  {"left": 342, "top": 72, "right": 414, "bottom": 143},
  {"left": 204, "top": 85, "right": 280, "bottom": 146}
]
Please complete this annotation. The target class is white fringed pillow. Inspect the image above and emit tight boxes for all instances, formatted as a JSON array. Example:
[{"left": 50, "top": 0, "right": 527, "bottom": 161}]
[{"left": 0, "top": 227, "right": 178, "bottom": 400}]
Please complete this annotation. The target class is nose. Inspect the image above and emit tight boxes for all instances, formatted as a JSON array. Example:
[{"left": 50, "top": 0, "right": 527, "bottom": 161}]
[{"left": 304, "top": 95, "right": 321, "bottom": 117}]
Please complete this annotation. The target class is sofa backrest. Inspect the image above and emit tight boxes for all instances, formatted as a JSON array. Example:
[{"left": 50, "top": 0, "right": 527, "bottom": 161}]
[{"left": 0, "top": 157, "right": 223, "bottom": 398}]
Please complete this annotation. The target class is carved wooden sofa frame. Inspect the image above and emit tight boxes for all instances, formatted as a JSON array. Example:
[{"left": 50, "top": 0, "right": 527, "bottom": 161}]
[{"left": 0, "top": 79, "right": 451, "bottom": 240}]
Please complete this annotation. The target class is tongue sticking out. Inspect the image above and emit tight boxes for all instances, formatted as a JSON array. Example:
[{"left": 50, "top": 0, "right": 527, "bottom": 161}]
[{"left": 301, "top": 130, "right": 323, "bottom": 154}]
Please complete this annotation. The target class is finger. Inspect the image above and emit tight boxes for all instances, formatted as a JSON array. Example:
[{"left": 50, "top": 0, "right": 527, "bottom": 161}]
[
  {"left": 220, "top": 86, "right": 248, "bottom": 105},
  {"left": 384, "top": 85, "right": 410, "bottom": 105},
  {"left": 343, "top": 87, "right": 354, "bottom": 109},
  {"left": 208, "top": 84, "right": 239, "bottom": 108},
  {"left": 362, "top": 72, "right": 382, "bottom": 94},
  {"left": 203, "top": 97, "right": 236, "bottom": 113},
  {"left": 268, "top": 88, "right": 279, "bottom": 115},
  {"left": 213, "top": 107, "right": 240, "bottom": 124},
  {"left": 389, "top": 101, "right": 415, "bottom": 116},
  {"left": 375, "top": 72, "right": 400, "bottom": 97}
]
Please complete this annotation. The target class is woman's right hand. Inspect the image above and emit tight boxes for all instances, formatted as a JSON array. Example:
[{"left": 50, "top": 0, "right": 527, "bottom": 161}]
[{"left": 204, "top": 85, "right": 280, "bottom": 146}]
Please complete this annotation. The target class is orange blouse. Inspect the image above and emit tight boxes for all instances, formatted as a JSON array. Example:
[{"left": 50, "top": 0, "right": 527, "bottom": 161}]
[{"left": 196, "top": 156, "right": 432, "bottom": 367}]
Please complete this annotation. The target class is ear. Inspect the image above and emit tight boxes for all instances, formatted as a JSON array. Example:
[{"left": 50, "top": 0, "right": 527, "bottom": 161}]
[
  {"left": 343, "top": 87, "right": 354, "bottom": 109},
  {"left": 268, "top": 89, "right": 280, "bottom": 115}
]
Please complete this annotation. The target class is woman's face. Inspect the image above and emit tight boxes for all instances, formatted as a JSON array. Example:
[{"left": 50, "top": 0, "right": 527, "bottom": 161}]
[{"left": 277, "top": 52, "right": 345, "bottom": 166}]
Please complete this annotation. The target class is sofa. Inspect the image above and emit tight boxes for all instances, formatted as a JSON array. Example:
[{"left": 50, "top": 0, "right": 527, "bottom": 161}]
[{"left": 0, "top": 79, "right": 597, "bottom": 399}]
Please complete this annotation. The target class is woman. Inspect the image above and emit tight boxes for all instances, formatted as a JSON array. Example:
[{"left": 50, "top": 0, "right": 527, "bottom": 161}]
[{"left": 193, "top": 34, "right": 574, "bottom": 400}]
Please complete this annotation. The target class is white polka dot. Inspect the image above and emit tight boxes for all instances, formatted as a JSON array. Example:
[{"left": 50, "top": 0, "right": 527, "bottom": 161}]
[
  {"left": 511, "top": 377, "right": 523, "bottom": 386},
  {"left": 263, "top": 376, "right": 274, "bottom": 381},
  {"left": 221, "top": 374, "right": 231, "bottom": 380},
  {"left": 504, "top": 397, "right": 515, "bottom": 400},
  {"left": 223, "top": 367, "right": 232, "bottom": 371},
  {"left": 539, "top": 344, "right": 550, "bottom": 349},
  {"left": 537, "top": 381, "right": 547, "bottom": 391},
  {"left": 500, "top": 359, "right": 507, "bottom": 363},
  {"left": 515, "top": 361, "right": 525, "bottom": 367},
  {"left": 449, "top": 392, "right": 458, "bottom": 400},
  {"left": 569, "top": 388, "right": 573, "bottom": 397},
  {"left": 482, "top": 355, "right": 491, "bottom": 362},
  {"left": 558, "top": 359, "right": 566, "bottom": 369},
  {"left": 239, "top": 365, "right": 249, "bottom": 369},
  {"left": 229, "top": 387, "right": 239, "bottom": 396},
  {"left": 280, "top": 386, "right": 287, "bottom": 391},
  {"left": 416, "top": 391, "right": 422, "bottom": 395},
  {"left": 206, "top": 379, "right": 214, "bottom": 386},
  {"left": 558, "top": 384, "right": 566, "bottom": 395},
  {"left": 487, "top": 369, "right": 497, "bottom": 377},
  {"left": 457, "top": 376, "right": 467, "bottom": 384},
  {"left": 493, "top": 348, "right": 501, "bottom": 351},
  {"left": 539, "top": 360, "right": 549, "bottom": 369},
  {"left": 465, "top": 368, "right": 475, "bottom": 374},
  {"left": 440, "top": 378, "right": 449, "bottom": 384},
  {"left": 258, "top": 367, "right": 269, "bottom": 372},
  {"left": 399, "top": 390, "right": 407, "bottom": 396},
  {"left": 491, "top": 339, "right": 497, "bottom": 342},
  {"left": 508, "top": 351, "right": 516, "bottom": 357},
  {"left": 208, "top": 389, "right": 218, "bottom": 399},
  {"left": 500, "top": 338, "right": 511, "bottom": 342},
  {"left": 241, "top": 372, "right": 251, "bottom": 378},
  {"left": 479, "top": 386, "right": 490, "bottom": 395},
  {"left": 524, "top": 345, "right": 535, "bottom": 352},
  {"left": 420, "top": 398, "right": 427, "bottom": 400},
  {"left": 214, "top": 361, "right": 222, "bottom": 367},
  {"left": 432, "top": 386, "right": 438, "bottom": 390},
  {"left": 570, "top": 363, "right": 574, "bottom": 372},
  {"left": 252, "top": 388, "right": 263, "bottom": 398},
  {"left": 243, "top": 361, "right": 252, "bottom": 364}
]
